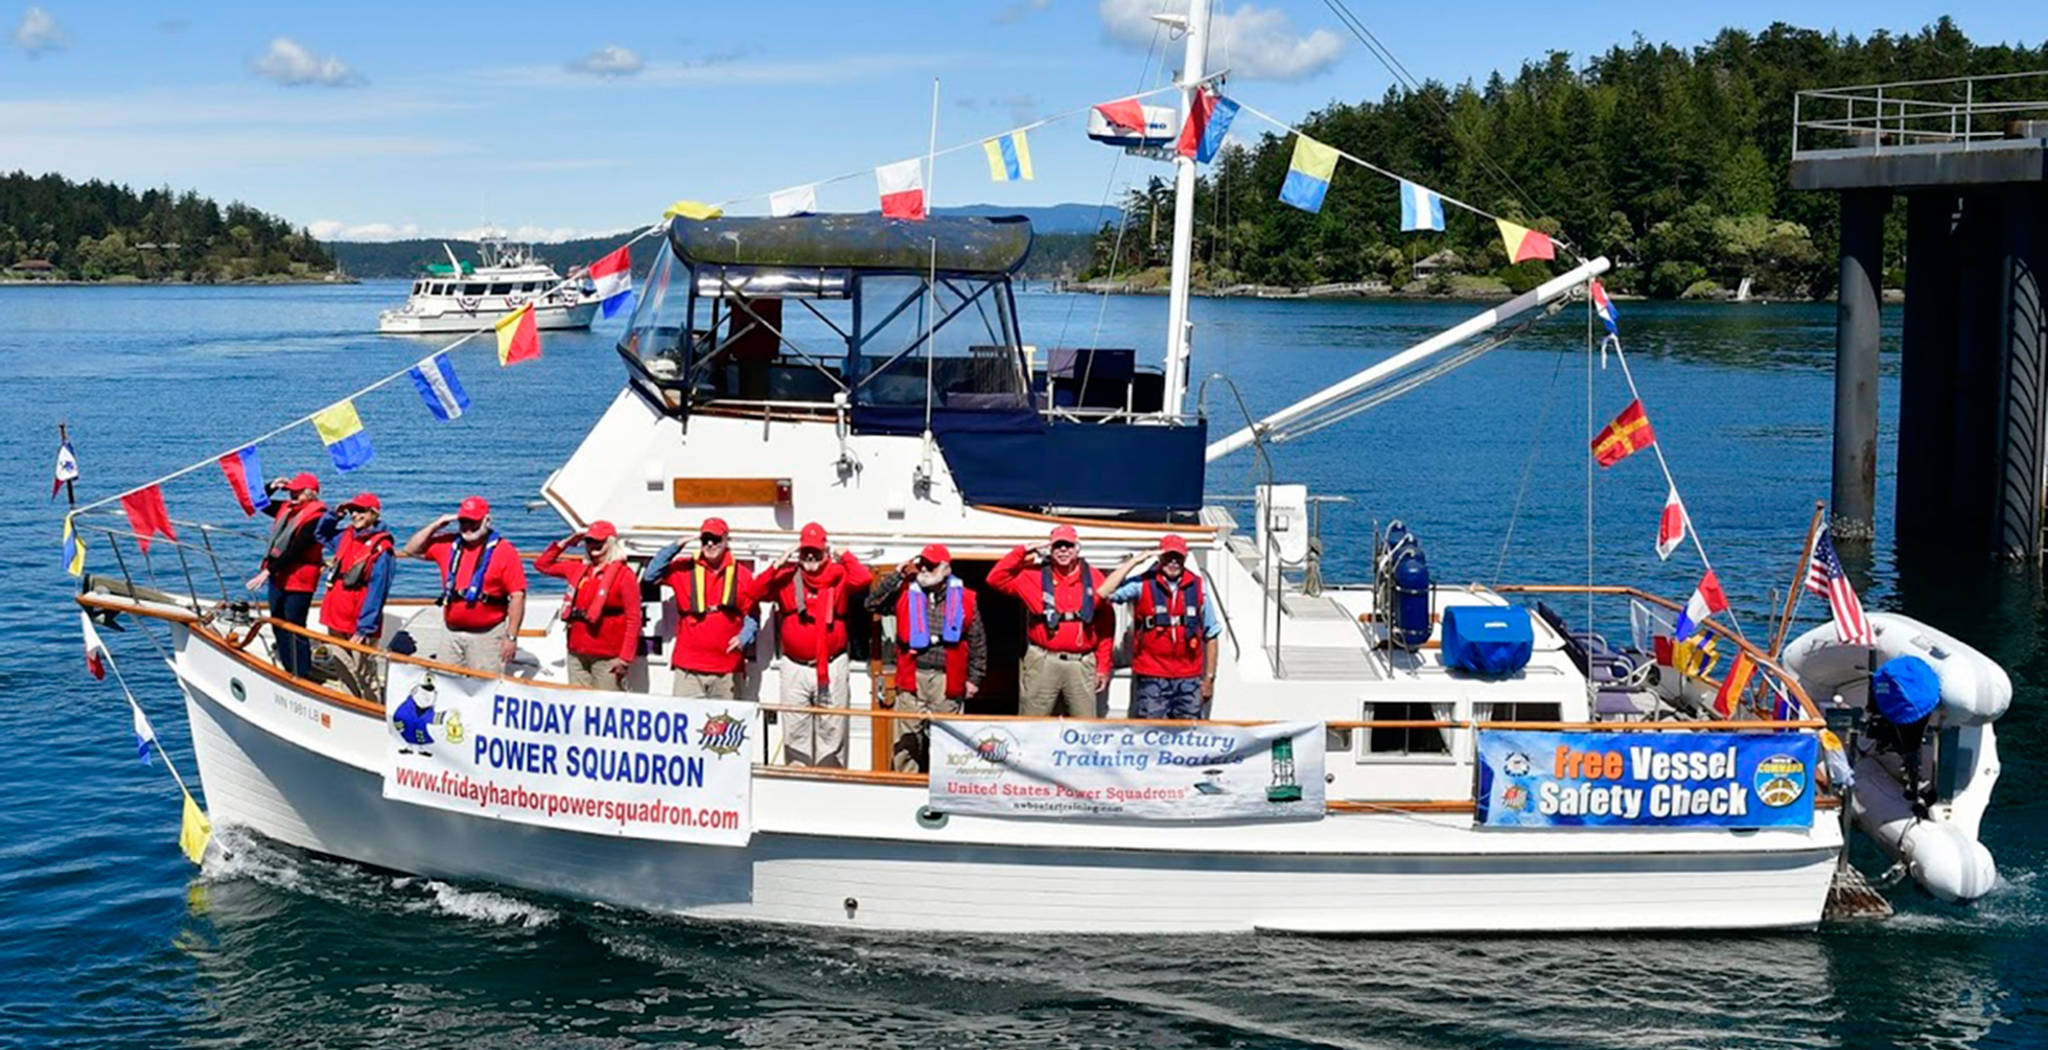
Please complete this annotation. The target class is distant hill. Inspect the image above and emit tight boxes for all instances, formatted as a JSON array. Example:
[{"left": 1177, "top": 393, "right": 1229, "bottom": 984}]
[
  {"left": 1, "top": 170, "right": 335, "bottom": 282},
  {"left": 327, "top": 204, "right": 1114, "bottom": 281}
]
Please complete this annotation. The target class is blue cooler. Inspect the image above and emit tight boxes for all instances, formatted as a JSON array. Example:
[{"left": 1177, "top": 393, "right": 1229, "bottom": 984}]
[{"left": 1440, "top": 605, "right": 1534, "bottom": 676}]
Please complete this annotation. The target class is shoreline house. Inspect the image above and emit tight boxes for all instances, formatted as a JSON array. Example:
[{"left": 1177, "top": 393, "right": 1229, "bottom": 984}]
[{"left": 4, "top": 259, "right": 58, "bottom": 280}]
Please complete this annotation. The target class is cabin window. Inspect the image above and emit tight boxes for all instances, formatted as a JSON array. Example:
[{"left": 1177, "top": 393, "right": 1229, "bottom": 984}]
[
  {"left": 488, "top": 283, "right": 512, "bottom": 295},
  {"left": 521, "top": 282, "right": 538, "bottom": 293},
  {"left": 433, "top": 283, "right": 449, "bottom": 295},
  {"left": 1362, "top": 701, "right": 1451, "bottom": 756},
  {"left": 620, "top": 246, "right": 689, "bottom": 375},
  {"left": 851, "top": 274, "right": 1028, "bottom": 410},
  {"left": 1478, "top": 702, "right": 1563, "bottom": 724},
  {"left": 412, "top": 281, "right": 423, "bottom": 294},
  {"left": 463, "top": 283, "right": 487, "bottom": 296}
]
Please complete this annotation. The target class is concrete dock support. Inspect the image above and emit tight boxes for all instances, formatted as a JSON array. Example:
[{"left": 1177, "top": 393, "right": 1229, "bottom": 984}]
[{"left": 1831, "top": 190, "right": 1888, "bottom": 541}]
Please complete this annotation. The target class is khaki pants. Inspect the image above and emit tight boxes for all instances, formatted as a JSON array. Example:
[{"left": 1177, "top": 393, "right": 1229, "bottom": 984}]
[
  {"left": 566, "top": 653, "right": 622, "bottom": 689},
  {"left": 672, "top": 668, "right": 737, "bottom": 699},
  {"left": 442, "top": 620, "right": 509, "bottom": 676},
  {"left": 778, "top": 654, "right": 850, "bottom": 767},
  {"left": 891, "top": 667, "right": 961, "bottom": 773},
  {"left": 1020, "top": 646, "right": 1098, "bottom": 718}
]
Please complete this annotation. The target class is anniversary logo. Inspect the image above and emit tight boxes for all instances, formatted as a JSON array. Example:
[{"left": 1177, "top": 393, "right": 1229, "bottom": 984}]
[
  {"left": 382, "top": 664, "right": 756, "bottom": 845},
  {"left": 929, "top": 719, "right": 1326, "bottom": 820},
  {"left": 1475, "top": 730, "right": 1818, "bottom": 829}
]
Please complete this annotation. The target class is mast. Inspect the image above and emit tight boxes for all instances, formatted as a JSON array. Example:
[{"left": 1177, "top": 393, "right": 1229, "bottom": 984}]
[{"left": 1160, "top": 0, "right": 1209, "bottom": 419}]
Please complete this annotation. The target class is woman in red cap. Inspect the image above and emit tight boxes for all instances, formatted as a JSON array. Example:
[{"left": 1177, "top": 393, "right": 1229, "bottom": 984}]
[
  {"left": 536, "top": 520, "right": 643, "bottom": 689},
  {"left": 246, "top": 472, "right": 328, "bottom": 678},
  {"left": 403, "top": 495, "right": 528, "bottom": 675},
  {"left": 1099, "top": 534, "right": 1222, "bottom": 719},
  {"left": 642, "top": 516, "right": 759, "bottom": 699},
  {"left": 987, "top": 524, "right": 1114, "bottom": 718},
  {"left": 866, "top": 543, "right": 985, "bottom": 771},
  {"left": 751, "top": 522, "right": 872, "bottom": 766},
  {"left": 315, "top": 492, "right": 396, "bottom": 686}
]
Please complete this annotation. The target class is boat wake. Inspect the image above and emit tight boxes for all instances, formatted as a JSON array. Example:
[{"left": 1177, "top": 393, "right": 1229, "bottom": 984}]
[{"left": 200, "top": 826, "right": 558, "bottom": 929}]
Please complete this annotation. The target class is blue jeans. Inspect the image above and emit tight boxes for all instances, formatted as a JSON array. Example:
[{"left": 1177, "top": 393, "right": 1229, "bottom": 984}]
[
  {"left": 268, "top": 581, "right": 314, "bottom": 679},
  {"left": 1132, "top": 675, "right": 1203, "bottom": 719}
]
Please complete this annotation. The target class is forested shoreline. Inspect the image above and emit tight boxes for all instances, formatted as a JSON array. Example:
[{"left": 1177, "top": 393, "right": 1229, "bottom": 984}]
[
  {"left": 1088, "top": 18, "right": 2048, "bottom": 300},
  {"left": 0, "top": 172, "right": 336, "bottom": 283}
]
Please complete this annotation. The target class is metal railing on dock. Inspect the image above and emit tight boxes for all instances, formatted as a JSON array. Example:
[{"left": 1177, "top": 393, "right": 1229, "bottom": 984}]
[{"left": 1793, "top": 70, "right": 2048, "bottom": 157}]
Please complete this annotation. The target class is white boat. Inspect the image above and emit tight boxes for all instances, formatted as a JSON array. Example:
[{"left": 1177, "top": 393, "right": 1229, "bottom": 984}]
[
  {"left": 76, "top": 0, "right": 1864, "bottom": 934},
  {"left": 377, "top": 235, "right": 598, "bottom": 335}
]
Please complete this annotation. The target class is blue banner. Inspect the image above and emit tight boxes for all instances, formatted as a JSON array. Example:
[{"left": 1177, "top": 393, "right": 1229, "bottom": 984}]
[{"left": 1475, "top": 730, "right": 1818, "bottom": 828}]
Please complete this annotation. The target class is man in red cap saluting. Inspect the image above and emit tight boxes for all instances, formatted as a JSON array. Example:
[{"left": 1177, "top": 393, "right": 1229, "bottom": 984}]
[
  {"left": 988, "top": 524, "right": 1113, "bottom": 717},
  {"left": 247, "top": 471, "right": 328, "bottom": 678},
  {"left": 1099, "top": 534, "right": 1222, "bottom": 719},
  {"left": 314, "top": 491, "right": 396, "bottom": 688},
  {"left": 752, "top": 522, "right": 871, "bottom": 766},
  {"left": 866, "top": 543, "right": 985, "bottom": 771},
  {"left": 535, "top": 520, "right": 642, "bottom": 689},
  {"left": 403, "top": 495, "right": 528, "bottom": 675},
  {"left": 642, "top": 516, "right": 759, "bottom": 698}
]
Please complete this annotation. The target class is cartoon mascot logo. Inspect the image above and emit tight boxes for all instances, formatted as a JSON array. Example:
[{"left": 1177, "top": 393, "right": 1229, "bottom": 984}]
[{"left": 391, "top": 673, "right": 463, "bottom": 755}]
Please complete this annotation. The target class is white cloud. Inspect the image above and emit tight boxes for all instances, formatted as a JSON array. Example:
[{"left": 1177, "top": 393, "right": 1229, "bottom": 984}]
[
  {"left": 993, "top": 0, "right": 1052, "bottom": 24},
  {"left": 11, "top": 5, "right": 64, "bottom": 56},
  {"left": 566, "top": 45, "right": 643, "bottom": 78},
  {"left": 477, "top": 50, "right": 975, "bottom": 89},
  {"left": 1099, "top": 0, "right": 1342, "bottom": 81},
  {"left": 310, "top": 220, "right": 423, "bottom": 240},
  {"left": 253, "top": 38, "right": 360, "bottom": 87}
]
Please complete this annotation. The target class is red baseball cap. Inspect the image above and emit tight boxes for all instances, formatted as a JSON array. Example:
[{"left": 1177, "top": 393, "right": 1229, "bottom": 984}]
[
  {"left": 799, "top": 522, "right": 828, "bottom": 550},
  {"left": 1159, "top": 534, "right": 1190, "bottom": 555},
  {"left": 341, "top": 492, "right": 381, "bottom": 513},
  {"left": 457, "top": 495, "right": 490, "bottom": 519},
  {"left": 699, "top": 516, "right": 730, "bottom": 538},
  {"left": 1049, "top": 524, "right": 1080, "bottom": 544},
  {"left": 920, "top": 543, "right": 951, "bottom": 564},
  {"left": 289, "top": 472, "right": 321, "bottom": 493},
  {"left": 585, "top": 520, "right": 618, "bottom": 541}
]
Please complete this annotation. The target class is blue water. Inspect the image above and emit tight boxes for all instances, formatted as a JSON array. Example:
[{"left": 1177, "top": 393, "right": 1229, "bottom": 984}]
[{"left": 1, "top": 281, "right": 2042, "bottom": 1049}]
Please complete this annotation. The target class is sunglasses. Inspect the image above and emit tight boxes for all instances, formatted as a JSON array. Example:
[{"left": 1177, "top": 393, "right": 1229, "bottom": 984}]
[
  {"left": 700, "top": 534, "right": 726, "bottom": 545},
  {"left": 799, "top": 548, "right": 826, "bottom": 560},
  {"left": 1050, "top": 541, "right": 1077, "bottom": 551},
  {"left": 457, "top": 518, "right": 483, "bottom": 530},
  {"left": 917, "top": 558, "right": 940, "bottom": 571}
]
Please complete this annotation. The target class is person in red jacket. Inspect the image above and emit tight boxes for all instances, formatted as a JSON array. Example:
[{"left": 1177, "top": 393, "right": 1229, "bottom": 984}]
[
  {"left": 403, "top": 495, "right": 528, "bottom": 676},
  {"left": 534, "top": 520, "right": 643, "bottom": 689},
  {"left": 1098, "top": 534, "right": 1223, "bottom": 719},
  {"left": 986, "top": 524, "right": 1113, "bottom": 718},
  {"left": 866, "top": 543, "right": 986, "bottom": 771},
  {"left": 753, "top": 522, "right": 872, "bottom": 766},
  {"left": 315, "top": 492, "right": 396, "bottom": 688},
  {"left": 642, "top": 516, "right": 759, "bottom": 699},
  {"left": 246, "top": 472, "right": 328, "bottom": 679}
]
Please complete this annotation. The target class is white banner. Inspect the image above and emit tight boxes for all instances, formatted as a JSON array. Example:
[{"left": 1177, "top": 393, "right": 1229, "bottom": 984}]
[
  {"left": 929, "top": 720, "right": 1326, "bottom": 821},
  {"left": 382, "top": 664, "right": 756, "bottom": 845}
]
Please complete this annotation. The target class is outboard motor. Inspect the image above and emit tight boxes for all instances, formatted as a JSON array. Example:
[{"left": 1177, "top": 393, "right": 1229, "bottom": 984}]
[
  {"left": 1375, "top": 521, "right": 1432, "bottom": 650},
  {"left": 1869, "top": 655, "right": 1941, "bottom": 817}
]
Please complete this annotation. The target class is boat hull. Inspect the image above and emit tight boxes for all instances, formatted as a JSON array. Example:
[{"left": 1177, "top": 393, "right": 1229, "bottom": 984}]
[
  {"left": 173, "top": 625, "right": 1841, "bottom": 934},
  {"left": 378, "top": 300, "right": 597, "bottom": 334}
]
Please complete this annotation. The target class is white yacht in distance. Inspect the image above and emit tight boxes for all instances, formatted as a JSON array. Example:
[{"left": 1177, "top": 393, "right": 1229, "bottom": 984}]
[{"left": 377, "top": 235, "right": 599, "bottom": 335}]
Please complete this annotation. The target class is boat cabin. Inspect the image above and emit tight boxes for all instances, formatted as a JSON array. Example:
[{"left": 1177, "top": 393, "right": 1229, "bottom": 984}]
[{"left": 615, "top": 214, "right": 1209, "bottom": 519}]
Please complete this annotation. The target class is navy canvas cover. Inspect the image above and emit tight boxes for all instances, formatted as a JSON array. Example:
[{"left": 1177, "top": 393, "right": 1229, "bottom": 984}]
[
  {"left": 850, "top": 406, "right": 1206, "bottom": 512},
  {"left": 1440, "top": 605, "right": 1534, "bottom": 676}
]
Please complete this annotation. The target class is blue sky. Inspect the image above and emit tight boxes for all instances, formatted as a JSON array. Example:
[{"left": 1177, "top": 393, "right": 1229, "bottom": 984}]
[{"left": 4, "top": 1, "right": 2043, "bottom": 240}]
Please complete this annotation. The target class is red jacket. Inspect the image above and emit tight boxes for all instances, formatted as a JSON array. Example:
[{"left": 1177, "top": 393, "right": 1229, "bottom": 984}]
[
  {"left": 655, "top": 551, "right": 757, "bottom": 674},
  {"left": 534, "top": 541, "right": 643, "bottom": 663},
  {"left": 987, "top": 545, "right": 1112, "bottom": 674},
  {"left": 264, "top": 499, "right": 329, "bottom": 593},
  {"left": 319, "top": 526, "right": 393, "bottom": 637},
  {"left": 1132, "top": 571, "right": 1209, "bottom": 679},
  {"left": 426, "top": 534, "right": 528, "bottom": 633},
  {"left": 754, "top": 553, "right": 873, "bottom": 666}
]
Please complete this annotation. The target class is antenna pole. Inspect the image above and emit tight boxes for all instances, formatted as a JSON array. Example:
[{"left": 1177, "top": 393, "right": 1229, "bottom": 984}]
[{"left": 1160, "top": 0, "right": 1210, "bottom": 420}]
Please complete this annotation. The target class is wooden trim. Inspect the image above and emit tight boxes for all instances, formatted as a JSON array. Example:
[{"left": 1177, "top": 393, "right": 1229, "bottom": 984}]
[{"left": 973, "top": 504, "right": 1219, "bottom": 536}]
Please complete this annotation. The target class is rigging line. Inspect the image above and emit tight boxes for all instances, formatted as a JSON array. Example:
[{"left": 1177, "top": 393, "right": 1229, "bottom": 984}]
[
  {"left": 712, "top": 85, "right": 1182, "bottom": 212},
  {"left": 1605, "top": 334, "right": 1749, "bottom": 640},
  {"left": 1230, "top": 101, "right": 1582, "bottom": 262},
  {"left": 1585, "top": 288, "right": 1595, "bottom": 645},
  {"left": 1315, "top": 0, "right": 1556, "bottom": 240},
  {"left": 72, "top": 223, "right": 669, "bottom": 520},
  {"left": 1493, "top": 340, "right": 1573, "bottom": 585}
]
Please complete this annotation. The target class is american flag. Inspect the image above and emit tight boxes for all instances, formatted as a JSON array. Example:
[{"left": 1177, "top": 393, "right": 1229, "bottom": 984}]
[{"left": 1805, "top": 526, "right": 1873, "bottom": 646}]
